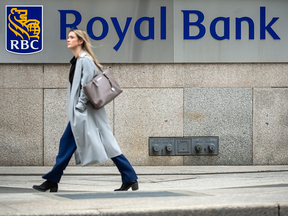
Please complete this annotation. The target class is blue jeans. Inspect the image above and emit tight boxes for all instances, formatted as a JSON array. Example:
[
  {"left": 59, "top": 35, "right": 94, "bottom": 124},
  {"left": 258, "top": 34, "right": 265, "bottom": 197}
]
[{"left": 42, "top": 122, "right": 138, "bottom": 183}]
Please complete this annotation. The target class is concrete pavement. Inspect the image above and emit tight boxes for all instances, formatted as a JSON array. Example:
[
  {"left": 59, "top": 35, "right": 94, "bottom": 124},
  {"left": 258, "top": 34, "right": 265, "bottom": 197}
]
[{"left": 0, "top": 166, "right": 288, "bottom": 215}]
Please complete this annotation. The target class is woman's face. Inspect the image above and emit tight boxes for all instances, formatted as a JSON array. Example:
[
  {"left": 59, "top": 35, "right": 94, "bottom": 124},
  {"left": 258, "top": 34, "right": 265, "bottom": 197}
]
[{"left": 67, "top": 31, "right": 82, "bottom": 50}]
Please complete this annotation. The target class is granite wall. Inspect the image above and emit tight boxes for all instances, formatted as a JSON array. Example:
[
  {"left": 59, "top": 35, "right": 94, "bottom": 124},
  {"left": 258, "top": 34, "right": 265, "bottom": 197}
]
[{"left": 1, "top": 63, "right": 288, "bottom": 166}]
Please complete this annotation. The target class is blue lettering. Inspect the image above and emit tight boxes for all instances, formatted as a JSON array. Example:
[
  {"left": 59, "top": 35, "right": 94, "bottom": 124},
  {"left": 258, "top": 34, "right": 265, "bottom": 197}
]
[
  {"left": 87, "top": 17, "right": 109, "bottom": 40},
  {"left": 58, "top": 10, "right": 82, "bottom": 39},
  {"left": 236, "top": 17, "right": 255, "bottom": 40},
  {"left": 182, "top": 10, "right": 206, "bottom": 39},
  {"left": 260, "top": 7, "right": 280, "bottom": 39},
  {"left": 111, "top": 17, "right": 132, "bottom": 51},
  {"left": 210, "top": 17, "right": 230, "bottom": 40},
  {"left": 160, "top": 6, "right": 166, "bottom": 40},
  {"left": 58, "top": 6, "right": 282, "bottom": 51},
  {"left": 134, "top": 17, "right": 155, "bottom": 40}
]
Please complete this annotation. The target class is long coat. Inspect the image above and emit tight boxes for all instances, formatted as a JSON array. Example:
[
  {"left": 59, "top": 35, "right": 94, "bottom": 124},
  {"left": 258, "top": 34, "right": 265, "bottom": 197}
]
[{"left": 67, "top": 51, "right": 122, "bottom": 166}]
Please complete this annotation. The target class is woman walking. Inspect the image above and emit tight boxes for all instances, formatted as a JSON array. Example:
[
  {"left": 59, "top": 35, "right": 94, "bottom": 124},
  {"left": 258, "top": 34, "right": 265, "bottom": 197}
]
[{"left": 33, "top": 29, "right": 138, "bottom": 192}]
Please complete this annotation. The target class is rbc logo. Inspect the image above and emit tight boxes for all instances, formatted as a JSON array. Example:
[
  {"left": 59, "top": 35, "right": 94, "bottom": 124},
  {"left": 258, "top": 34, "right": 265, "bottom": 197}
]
[{"left": 6, "top": 6, "right": 43, "bottom": 54}]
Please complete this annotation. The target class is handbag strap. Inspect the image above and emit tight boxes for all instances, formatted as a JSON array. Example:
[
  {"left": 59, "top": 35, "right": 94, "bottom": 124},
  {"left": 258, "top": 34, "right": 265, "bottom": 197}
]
[
  {"left": 94, "top": 65, "right": 115, "bottom": 92},
  {"left": 95, "top": 63, "right": 103, "bottom": 73}
]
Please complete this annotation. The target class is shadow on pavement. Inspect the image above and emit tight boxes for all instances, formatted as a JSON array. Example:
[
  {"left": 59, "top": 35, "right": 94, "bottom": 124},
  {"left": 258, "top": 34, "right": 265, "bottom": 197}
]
[
  {"left": 0, "top": 187, "right": 86, "bottom": 193},
  {"left": 0, "top": 187, "right": 35, "bottom": 193}
]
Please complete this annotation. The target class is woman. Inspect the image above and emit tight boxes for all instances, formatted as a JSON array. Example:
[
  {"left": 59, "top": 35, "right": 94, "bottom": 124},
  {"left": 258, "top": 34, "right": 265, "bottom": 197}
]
[{"left": 32, "top": 29, "right": 138, "bottom": 192}]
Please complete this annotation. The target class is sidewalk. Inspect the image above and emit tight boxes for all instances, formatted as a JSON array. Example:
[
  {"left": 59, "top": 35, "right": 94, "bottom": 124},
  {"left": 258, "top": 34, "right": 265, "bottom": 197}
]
[{"left": 0, "top": 166, "right": 288, "bottom": 216}]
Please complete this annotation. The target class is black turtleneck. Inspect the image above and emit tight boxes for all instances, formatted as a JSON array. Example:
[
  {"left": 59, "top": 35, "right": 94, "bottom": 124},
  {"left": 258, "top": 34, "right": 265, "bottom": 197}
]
[{"left": 69, "top": 56, "right": 77, "bottom": 85}]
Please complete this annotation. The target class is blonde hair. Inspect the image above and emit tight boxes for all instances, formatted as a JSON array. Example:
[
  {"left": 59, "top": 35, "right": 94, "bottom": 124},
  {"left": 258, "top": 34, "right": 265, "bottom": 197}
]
[{"left": 69, "top": 29, "right": 102, "bottom": 68}]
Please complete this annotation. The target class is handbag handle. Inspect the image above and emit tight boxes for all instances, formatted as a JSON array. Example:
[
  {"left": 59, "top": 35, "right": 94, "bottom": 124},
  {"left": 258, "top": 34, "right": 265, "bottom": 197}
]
[
  {"left": 93, "top": 65, "right": 116, "bottom": 92},
  {"left": 95, "top": 63, "right": 103, "bottom": 73},
  {"left": 103, "top": 73, "right": 115, "bottom": 92}
]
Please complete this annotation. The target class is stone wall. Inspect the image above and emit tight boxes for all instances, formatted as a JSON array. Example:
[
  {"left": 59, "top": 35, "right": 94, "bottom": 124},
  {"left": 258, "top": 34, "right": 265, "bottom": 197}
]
[{"left": 1, "top": 63, "right": 288, "bottom": 166}]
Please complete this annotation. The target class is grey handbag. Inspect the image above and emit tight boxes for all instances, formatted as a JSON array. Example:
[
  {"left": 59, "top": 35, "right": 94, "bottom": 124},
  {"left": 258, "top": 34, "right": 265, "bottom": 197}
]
[{"left": 83, "top": 66, "right": 122, "bottom": 110}]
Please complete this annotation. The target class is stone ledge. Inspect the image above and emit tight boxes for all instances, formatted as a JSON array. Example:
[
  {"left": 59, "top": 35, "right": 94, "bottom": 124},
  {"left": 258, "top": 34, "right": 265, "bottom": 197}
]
[{"left": 0, "top": 165, "right": 287, "bottom": 175}]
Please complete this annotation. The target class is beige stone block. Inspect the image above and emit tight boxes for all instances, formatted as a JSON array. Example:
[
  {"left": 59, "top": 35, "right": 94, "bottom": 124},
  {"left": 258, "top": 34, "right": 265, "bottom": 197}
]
[
  {"left": 112, "top": 63, "right": 184, "bottom": 87},
  {"left": 253, "top": 63, "right": 288, "bottom": 87},
  {"left": 44, "top": 89, "right": 114, "bottom": 166},
  {"left": 217, "top": 64, "right": 253, "bottom": 87},
  {"left": 44, "top": 64, "right": 70, "bottom": 88},
  {"left": 253, "top": 88, "right": 288, "bottom": 165},
  {"left": 184, "top": 88, "right": 253, "bottom": 165},
  {"left": 152, "top": 64, "right": 184, "bottom": 87},
  {"left": 114, "top": 88, "right": 184, "bottom": 165},
  {"left": 110, "top": 64, "right": 151, "bottom": 88},
  {"left": 0, "top": 89, "right": 43, "bottom": 165},
  {"left": 184, "top": 64, "right": 217, "bottom": 87},
  {"left": 44, "top": 89, "right": 68, "bottom": 166},
  {"left": 184, "top": 63, "right": 253, "bottom": 87},
  {"left": 0, "top": 64, "right": 43, "bottom": 88}
]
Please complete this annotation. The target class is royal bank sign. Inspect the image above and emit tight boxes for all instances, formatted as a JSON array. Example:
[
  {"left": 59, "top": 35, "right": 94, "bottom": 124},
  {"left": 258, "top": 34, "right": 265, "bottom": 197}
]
[
  {"left": 6, "top": 5, "right": 43, "bottom": 54},
  {"left": 1, "top": 0, "right": 287, "bottom": 63}
]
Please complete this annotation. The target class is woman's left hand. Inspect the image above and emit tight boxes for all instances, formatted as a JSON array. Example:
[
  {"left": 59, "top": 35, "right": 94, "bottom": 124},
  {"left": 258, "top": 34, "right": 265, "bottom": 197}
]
[{"left": 75, "top": 102, "right": 86, "bottom": 112}]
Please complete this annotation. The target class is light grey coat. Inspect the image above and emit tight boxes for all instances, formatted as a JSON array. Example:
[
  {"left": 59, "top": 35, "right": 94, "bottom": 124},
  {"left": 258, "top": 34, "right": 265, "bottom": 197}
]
[{"left": 67, "top": 51, "right": 122, "bottom": 166}]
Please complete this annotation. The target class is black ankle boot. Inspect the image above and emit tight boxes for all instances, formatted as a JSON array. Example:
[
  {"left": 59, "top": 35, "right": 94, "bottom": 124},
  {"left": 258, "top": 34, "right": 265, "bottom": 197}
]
[
  {"left": 33, "top": 180, "right": 58, "bottom": 192},
  {"left": 114, "top": 180, "right": 138, "bottom": 191}
]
